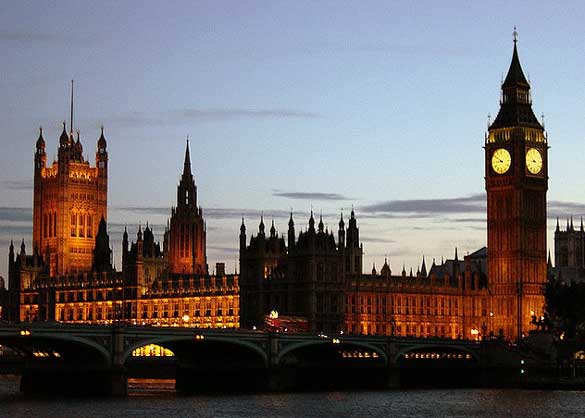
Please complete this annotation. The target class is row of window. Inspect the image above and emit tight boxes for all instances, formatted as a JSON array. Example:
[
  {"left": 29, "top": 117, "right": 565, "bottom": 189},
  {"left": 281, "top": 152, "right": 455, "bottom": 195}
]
[
  {"left": 348, "top": 322, "right": 461, "bottom": 338},
  {"left": 42, "top": 212, "right": 57, "bottom": 238},
  {"left": 70, "top": 212, "right": 93, "bottom": 238},
  {"left": 346, "top": 295, "right": 464, "bottom": 316},
  {"left": 70, "top": 192, "right": 96, "bottom": 201}
]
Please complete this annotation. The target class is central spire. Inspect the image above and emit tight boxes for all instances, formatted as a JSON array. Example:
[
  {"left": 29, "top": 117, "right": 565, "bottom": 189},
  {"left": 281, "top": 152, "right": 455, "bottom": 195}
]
[{"left": 183, "top": 137, "right": 192, "bottom": 176}]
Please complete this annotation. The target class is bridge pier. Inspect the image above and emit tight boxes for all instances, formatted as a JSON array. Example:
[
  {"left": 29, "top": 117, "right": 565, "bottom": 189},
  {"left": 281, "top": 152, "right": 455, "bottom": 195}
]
[
  {"left": 20, "top": 366, "right": 127, "bottom": 396},
  {"left": 386, "top": 367, "right": 401, "bottom": 389}
]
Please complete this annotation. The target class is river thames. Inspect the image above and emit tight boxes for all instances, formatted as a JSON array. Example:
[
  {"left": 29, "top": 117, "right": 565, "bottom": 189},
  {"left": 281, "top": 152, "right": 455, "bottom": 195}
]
[{"left": 0, "top": 377, "right": 584, "bottom": 418}]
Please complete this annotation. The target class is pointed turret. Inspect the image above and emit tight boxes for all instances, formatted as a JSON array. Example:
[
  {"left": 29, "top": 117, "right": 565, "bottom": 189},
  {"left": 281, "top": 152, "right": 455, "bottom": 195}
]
[
  {"left": 270, "top": 219, "right": 276, "bottom": 237},
  {"left": 547, "top": 251, "right": 552, "bottom": 268},
  {"left": 97, "top": 126, "right": 107, "bottom": 150},
  {"left": 259, "top": 214, "right": 265, "bottom": 236},
  {"left": 20, "top": 239, "right": 26, "bottom": 256},
  {"left": 381, "top": 257, "right": 391, "bottom": 277},
  {"left": 288, "top": 212, "right": 295, "bottom": 250},
  {"left": 489, "top": 29, "right": 542, "bottom": 130},
  {"left": 318, "top": 213, "right": 324, "bottom": 233},
  {"left": 556, "top": 217, "right": 560, "bottom": 232},
  {"left": 454, "top": 247, "right": 459, "bottom": 262},
  {"left": 421, "top": 255, "right": 427, "bottom": 277},
  {"left": 36, "top": 126, "right": 45, "bottom": 151},
  {"left": 59, "top": 121, "right": 69, "bottom": 147},
  {"left": 9, "top": 239, "right": 14, "bottom": 263},
  {"left": 308, "top": 209, "right": 315, "bottom": 232},
  {"left": 371, "top": 262, "right": 377, "bottom": 276}
]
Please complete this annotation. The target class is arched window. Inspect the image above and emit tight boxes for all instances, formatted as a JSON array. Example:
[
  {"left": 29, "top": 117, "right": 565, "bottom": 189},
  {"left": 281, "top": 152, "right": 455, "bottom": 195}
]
[
  {"left": 71, "top": 212, "right": 77, "bottom": 237},
  {"left": 79, "top": 213, "right": 85, "bottom": 237},
  {"left": 43, "top": 213, "right": 48, "bottom": 238},
  {"left": 53, "top": 212, "right": 57, "bottom": 237},
  {"left": 87, "top": 215, "right": 93, "bottom": 238}
]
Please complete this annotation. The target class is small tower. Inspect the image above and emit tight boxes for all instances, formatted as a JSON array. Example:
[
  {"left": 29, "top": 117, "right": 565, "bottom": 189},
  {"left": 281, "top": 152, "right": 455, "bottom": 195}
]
[
  {"left": 288, "top": 212, "right": 295, "bottom": 251},
  {"left": 338, "top": 212, "right": 345, "bottom": 249}
]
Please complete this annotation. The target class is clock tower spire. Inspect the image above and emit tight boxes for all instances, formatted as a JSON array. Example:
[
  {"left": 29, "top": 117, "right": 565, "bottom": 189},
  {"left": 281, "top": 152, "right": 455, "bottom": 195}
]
[{"left": 485, "top": 31, "right": 548, "bottom": 341}]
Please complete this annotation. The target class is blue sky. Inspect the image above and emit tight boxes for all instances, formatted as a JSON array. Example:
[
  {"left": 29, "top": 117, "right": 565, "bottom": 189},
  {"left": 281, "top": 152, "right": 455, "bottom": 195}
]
[{"left": 1, "top": 1, "right": 585, "bottom": 279}]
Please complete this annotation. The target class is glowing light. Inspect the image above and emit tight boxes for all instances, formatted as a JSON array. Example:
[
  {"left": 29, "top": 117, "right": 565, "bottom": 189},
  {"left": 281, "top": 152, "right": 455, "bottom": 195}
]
[
  {"left": 269, "top": 310, "right": 279, "bottom": 319},
  {"left": 331, "top": 338, "right": 340, "bottom": 344},
  {"left": 470, "top": 328, "right": 479, "bottom": 336},
  {"left": 182, "top": 314, "right": 190, "bottom": 322},
  {"left": 19, "top": 329, "right": 31, "bottom": 336},
  {"left": 194, "top": 334, "right": 205, "bottom": 341},
  {"left": 132, "top": 344, "right": 174, "bottom": 357}
]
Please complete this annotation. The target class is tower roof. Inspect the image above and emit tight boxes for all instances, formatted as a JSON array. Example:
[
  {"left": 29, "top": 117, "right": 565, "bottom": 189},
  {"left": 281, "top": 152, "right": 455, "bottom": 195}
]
[
  {"left": 502, "top": 35, "right": 529, "bottom": 89},
  {"left": 489, "top": 31, "right": 543, "bottom": 131}
]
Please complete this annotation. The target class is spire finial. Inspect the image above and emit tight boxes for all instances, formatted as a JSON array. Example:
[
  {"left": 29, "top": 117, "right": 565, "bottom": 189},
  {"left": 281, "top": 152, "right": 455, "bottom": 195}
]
[
  {"left": 513, "top": 26, "right": 518, "bottom": 44},
  {"left": 70, "top": 79, "right": 74, "bottom": 134}
]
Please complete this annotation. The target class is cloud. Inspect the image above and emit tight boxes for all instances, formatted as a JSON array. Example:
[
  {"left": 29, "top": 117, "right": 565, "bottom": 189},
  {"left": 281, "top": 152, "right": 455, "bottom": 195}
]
[
  {"left": 1, "top": 179, "right": 32, "bottom": 191},
  {"left": 0, "top": 207, "right": 32, "bottom": 223},
  {"left": 360, "top": 193, "right": 585, "bottom": 222},
  {"left": 108, "top": 107, "right": 321, "bottom": 128},
  {"left": 182, "top": 108, "right": 320, "bottom": 120},
  {"left": 273, "top": 189, "right": 353, "bottom": 201},
  {"left": 361, "top": 236, "right": 397, "bottom": 244},
  {"left": 0, "top": 31, "right": 97, "bottom": 44},
  {"left": 361, "top": 194, "right": 486, "bottom": 216},
  {"left": 207, "top": 245, "right": 239, "bottom": 254},
  {"left": 548, "top": 200, "right": 585, "bottom": 220}
]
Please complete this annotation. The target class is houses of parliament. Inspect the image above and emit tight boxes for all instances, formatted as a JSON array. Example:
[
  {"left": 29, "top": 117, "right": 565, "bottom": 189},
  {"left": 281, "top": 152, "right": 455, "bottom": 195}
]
[{"left": 0, "top": 35, "right": 560, "bottom": 341}]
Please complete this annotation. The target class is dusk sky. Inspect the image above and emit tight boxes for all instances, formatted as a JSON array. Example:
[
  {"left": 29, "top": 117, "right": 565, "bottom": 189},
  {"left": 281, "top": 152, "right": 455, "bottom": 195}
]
[{"left": 1, "top": 1, "right": 585, "bottom": 279}]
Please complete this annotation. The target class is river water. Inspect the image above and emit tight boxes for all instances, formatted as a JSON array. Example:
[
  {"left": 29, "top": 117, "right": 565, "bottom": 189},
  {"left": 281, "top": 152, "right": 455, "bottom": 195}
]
[{"left": 0, "top": 376, "right": 584, "bottom": 418}]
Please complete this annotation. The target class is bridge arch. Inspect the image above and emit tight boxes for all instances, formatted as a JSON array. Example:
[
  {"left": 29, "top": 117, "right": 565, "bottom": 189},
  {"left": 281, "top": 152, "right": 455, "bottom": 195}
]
[
  {"left": 0, "top": 333, "right": 111, "bottom": 365},
  {"left": 276, "top": 339, "right": 388, "bottom": 366},
  {"left": 122, "top": 335, "right": 268, "bottom": 367},
  {"left": 393, "top": 344, "right": 480, "bottom": 364}
]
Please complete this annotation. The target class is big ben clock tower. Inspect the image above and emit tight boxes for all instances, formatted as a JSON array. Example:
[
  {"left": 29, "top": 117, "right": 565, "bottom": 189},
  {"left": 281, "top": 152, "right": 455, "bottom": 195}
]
[{"left": 485, "top": 30, "right": 548, "bottom": 340}]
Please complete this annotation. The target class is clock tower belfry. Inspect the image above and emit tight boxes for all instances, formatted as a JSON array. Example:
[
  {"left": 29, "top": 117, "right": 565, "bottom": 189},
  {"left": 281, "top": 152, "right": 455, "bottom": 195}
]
[{"left": 485, "top": 31, "right": 548, "bottom": 341}]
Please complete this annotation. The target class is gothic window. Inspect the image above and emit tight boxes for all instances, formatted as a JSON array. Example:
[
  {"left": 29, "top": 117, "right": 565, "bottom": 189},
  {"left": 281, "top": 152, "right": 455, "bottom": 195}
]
[
  {"left": 79, "top": 213, "right": 85, "bottom": 237},
  {"left": 71, "top": 212, "right": 77, "bottom": 237},
  {"left": 43, "top": 213, "right": 48, "bottom": 238},
  {"left": 87, "top": 215, "right": 93, "bottom": 238},
  {"left": 53, "top": 212, "right": 57, "bottom": 237}
]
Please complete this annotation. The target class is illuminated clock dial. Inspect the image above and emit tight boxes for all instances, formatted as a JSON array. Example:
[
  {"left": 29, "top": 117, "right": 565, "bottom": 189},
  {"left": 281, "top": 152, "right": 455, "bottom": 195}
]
[
  {"left": 526, "top": 148, "right": 543, "bottom": 174},
  {"left": 491, "top": 148, "right": 511, "bottom": 174}
]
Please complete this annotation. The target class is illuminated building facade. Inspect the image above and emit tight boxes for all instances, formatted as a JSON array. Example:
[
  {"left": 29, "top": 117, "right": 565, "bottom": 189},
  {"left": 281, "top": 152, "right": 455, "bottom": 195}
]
[
  {"left": 33, "top": 119, "right": 108, "bottom": 277},
  {"left": 6, "top": 114, "right": 238, "bottom": 328},
  {"left": 346, "top": 249, "right": 490, "bottom": 338},
  {"left": 485, "top": 33, "right": 548, "bottom": 340},
  {"left": 239, "top": 210, "right": 357, "bottom": 332},
  {"left": 240, "top": 211, "right": 491, "bottom": 338}
]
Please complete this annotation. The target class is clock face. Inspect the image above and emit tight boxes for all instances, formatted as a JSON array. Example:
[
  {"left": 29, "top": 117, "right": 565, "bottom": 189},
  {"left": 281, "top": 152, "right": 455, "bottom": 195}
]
[
  {"left": 491, "top": 148, "right": 511, "bottom": 174},
  {"left": 526, "top": 148, "right": 543, "bottom": 174}
]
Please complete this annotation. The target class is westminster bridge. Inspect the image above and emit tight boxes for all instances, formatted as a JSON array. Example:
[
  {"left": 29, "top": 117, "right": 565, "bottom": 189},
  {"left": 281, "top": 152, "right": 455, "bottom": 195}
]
[{"left": 0, "top": 324, "right": 548, "bottom": 395}]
